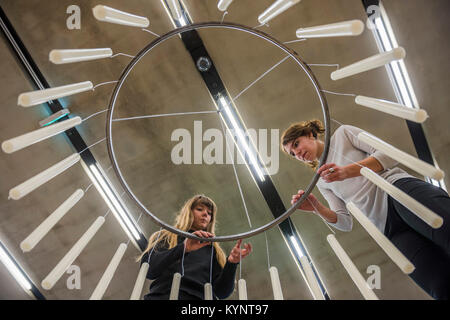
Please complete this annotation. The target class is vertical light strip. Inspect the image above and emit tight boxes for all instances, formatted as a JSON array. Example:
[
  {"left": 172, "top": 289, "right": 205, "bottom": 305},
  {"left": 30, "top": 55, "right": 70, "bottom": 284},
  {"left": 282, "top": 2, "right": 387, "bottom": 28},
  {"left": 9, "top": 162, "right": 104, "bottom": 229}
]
[
  {"left": 0, "top": 242, "right": 32, "bottom": 291},
  {"left": 370, "top": 2, "right": 446, "bottom": 190},
  {"left": 87, "top": 164, "right": 141, "bottom": 240}
]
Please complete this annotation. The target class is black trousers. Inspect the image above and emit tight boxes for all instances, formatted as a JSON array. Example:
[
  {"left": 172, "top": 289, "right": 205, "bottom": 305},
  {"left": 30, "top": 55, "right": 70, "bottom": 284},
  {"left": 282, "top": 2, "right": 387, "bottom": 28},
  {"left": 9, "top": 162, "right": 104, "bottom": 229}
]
[
  {"left": 384, "top": 177, "right": 450, "bottom": 300},
  {"left": 144, "top": 290, "right": 202, "bottom": 300}
]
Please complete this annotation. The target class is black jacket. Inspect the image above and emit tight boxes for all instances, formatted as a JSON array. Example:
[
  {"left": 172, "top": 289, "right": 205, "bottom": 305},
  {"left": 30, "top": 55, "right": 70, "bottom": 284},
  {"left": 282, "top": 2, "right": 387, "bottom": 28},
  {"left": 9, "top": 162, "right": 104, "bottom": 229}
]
[{"left": 141, "top": 233, "right": 238, "bottom": 300}]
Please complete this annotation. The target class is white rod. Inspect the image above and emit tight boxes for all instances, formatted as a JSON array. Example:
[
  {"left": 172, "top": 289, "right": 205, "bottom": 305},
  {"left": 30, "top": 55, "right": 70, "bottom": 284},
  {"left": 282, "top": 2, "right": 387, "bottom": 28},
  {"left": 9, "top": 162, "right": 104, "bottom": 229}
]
[
  {"left": 218, "top": 0, "right": 234, "bottom": 11},
  {"left": 130, "top": 262, "right": 149, "bottom": 300},
  {"left": 41, "top": 216, "right": 105, "bottom": 290},
  {"left": 346, "top": 202, "right": 415, "bottom": 274},
  {"left": 18, "top": 82, "right": 93, "bottom": 107},
  {"left": 355, "top": 95, "right": 428, "bottom": 123},
  {"left": 360, "top": 167, "right": 443, "bottom": 228},
  {"left": 269, "top": 266, "right": 284, "bottom": 300},
  {"left": 9, "top": 153, "right": 81, "bottom": 200},
  {"left": 2, "top": 117, "right": 82, "bottom": 154},
  {"left": 331, "top": 47, "right": 406, "bottom": 80},
  {"left": 238, "top": 279, "right": 248, "bottom": 300},
  {"left": 167, "top": 0, "right": 183, "bottom": 19},
  {"left": 204, "top": 283, "right": 213, "bottom": 300},
  {"left": 92, "top": 5, "right": 150, "bottom": 27},
  {"left": 258, "top": 0, "right": 301, "bottom": 25},
  {"left": 299, "top": 256, "right": 325, "bottom": 300},
  {"left": 326, "top": 234, "right": 379, "bottom": 300},
  {"left": 296, "top": 20, "right": 364, "bottom": 38},
  {"left": 358, "top": 132, "right": 444, "bottom": 180},
  {"left": 169, "top": 272, "right": 182, "bottom": 300},
  {"left": 20, "top": 189, "right": 84, "bottom": 252},
  {"left": 49, "top": 48, "right": 113, "bottom": 64},
  {"left": 90, "top": 243, "right": 128, "bottom": 300}
]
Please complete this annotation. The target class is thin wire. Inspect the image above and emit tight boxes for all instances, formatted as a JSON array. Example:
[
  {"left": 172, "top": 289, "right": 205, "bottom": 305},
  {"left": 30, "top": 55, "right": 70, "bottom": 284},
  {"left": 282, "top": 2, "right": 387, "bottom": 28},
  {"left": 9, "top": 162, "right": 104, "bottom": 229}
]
[
  {"left": 92, "top": 81, "right": 119, "bottom": 91},
  {"left": 78, "top": 137, "right": 106, "bottom": 155},
  {"left": 82, "top": 109, "right": 108, "bottom": 122},
  {"left": 218, "top": 117, "right": 253, "bottom": 228},
  {"left": 209, "top": 244, "right": 214, "bottom": 284},
  {"left": 112, "top": 110, "right": 219, "bottom": 122},
  {"left": 141, "top": 28, "right": 160, "bottom": 37},
  {"left": 103, "top": 208, "right": 111, "bottom": 218},
  {"left": 283, "top": 38, "right": 307, "bottom": 44},
  {"left": 181, "top": 239, "right": 186, "bottom": 277},
  {"left": 147, "top": 227, "right": 163, "bottom": 263},
  {"left": 264, "top": 232, "right": 271, "bottom": 270},
  {"left": 233, "top": 55, "right": 290, "bottom": 101},
  {"left": 111, "top": 53, "right": 135, "bottom": 59},
  {"left": 220, "top": 11, "right": 228, "bottom": 23},
  {"left": 239, "top": 243, "right": 242, "bottom": 280},
  {"left": 321, "top": 89, "right": 357, "bottom": 97},
  {"left": 305, "top": 198, "right": 336, "bottom": 235}
]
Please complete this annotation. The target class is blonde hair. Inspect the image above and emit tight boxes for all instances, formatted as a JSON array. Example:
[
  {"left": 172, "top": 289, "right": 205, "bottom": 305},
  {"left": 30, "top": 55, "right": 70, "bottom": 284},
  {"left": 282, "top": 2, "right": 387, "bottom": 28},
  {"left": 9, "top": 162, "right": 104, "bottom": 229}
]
[
  {"left": 280, "top": 119, "right": 325, "bottom": 170},
  {"left": 136, "top": 195, "right": 227, "bottom": 268}
]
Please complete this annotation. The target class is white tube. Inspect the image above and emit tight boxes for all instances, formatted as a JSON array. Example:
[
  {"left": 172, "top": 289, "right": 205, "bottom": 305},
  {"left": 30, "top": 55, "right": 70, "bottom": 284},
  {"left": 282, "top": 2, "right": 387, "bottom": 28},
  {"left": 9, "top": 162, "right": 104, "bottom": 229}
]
[
  {"left": 269, "top": 266, "right": 283, "bottom": 300},
  {"left": 9, "top": 153, "right": 81, "bottom": 200},
  {"left": 49, "top": 48, "right": 113, "bottom": 64},
  {"left": 169, "top": 272, "right": 182, "bottom": 300},
  {"left": 92, "top": 5, "right": 149, "bottom": 27},
  {"left": 18, "top": 82, "right": 93, "bottom": 107},
  {"left": 346, "top": 202, "right": 415, "bottom": 274},
  {"left": 130, "top": 262, "right": 149, "bottom": 300},
  {"left": 361, "top": 167, "right": 443, "bottom": 228},
  {"left": 204, "top": 283, "right": 213, "bottom": 300},
  {"left": 90, "top": 243, "right": 128, "bottom": 300},
  {"left": 299, "top": 256, "right": 325, "bottom": 300},
  {"left": 326, "top": 234, "right": 379, "bottom": 300},
  {"left": 41, "top": 216, "right": 105, "bottom": 290},
  {"left": 238, "top": 279, "right": 248, "bottom": 300},
  {"left": 167, "top": 0, "right": 183, "bottom": 19},
  {"left": 355, "top": 95, "right": 428, "bottom": 123},
  {"left": 218, "top": 0, "right": 234, "bottom": 11},
  {"left": 331, "top": 47, "right": 406, "bottom": 80},
  {"left": 258, "top": 0, "right": 301, "bottom": 25},
  {"left": 20, "top": 189, "right": 84, "bottom": 252},
  {"left": 296, "top": 20, "right": 364, "bottom": 38},
  {"left": 358, "top": 132, "right": 444, "bottom": 180},
  {"left": 2, "top": 117, "right": 82, "bottom": 154}
]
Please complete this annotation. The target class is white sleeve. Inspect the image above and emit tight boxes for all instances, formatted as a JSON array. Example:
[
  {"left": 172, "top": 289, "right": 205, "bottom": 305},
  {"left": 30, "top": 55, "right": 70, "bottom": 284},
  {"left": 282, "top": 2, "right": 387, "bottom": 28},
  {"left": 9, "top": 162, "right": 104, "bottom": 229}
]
[
  {"left": 341, "top": 125, "right": 399, "bottom": 170},
  {"left": 317, "top": 185, "right": 353, "bottom": 232}
]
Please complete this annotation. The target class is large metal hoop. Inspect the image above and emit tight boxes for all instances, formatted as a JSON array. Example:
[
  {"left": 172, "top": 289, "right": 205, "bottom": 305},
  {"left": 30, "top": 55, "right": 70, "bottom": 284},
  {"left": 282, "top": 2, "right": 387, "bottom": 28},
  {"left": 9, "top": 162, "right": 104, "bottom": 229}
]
[{"left": 106, "top": 22, "right": 331, "bottom": 242}]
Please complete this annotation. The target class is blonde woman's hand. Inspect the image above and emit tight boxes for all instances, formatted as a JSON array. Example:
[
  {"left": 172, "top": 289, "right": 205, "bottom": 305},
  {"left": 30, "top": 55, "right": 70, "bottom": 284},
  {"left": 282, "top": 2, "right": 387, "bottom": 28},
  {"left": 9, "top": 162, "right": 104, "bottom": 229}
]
[
  {"left": 291, "top": 190, "right": 320, "bottom": 212},
  {"left": 317, "top": 163, "right": 348, "bottom": 183},
  {"left": 184, "top": 230, "right": 213, "bottom": 252},
  {"left": 228, "top": 239, "right": 252, "bottom": 264}
]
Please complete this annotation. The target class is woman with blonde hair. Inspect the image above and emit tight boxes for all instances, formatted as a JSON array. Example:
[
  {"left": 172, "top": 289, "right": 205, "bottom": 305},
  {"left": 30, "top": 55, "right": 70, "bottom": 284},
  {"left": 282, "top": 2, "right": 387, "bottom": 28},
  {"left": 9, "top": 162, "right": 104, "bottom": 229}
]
[
  {"left": 281, "top": 119, "right": 450, "bottom": 300},
  {"left": 138, "top": 194, "right": 252, "bottom": 300}
]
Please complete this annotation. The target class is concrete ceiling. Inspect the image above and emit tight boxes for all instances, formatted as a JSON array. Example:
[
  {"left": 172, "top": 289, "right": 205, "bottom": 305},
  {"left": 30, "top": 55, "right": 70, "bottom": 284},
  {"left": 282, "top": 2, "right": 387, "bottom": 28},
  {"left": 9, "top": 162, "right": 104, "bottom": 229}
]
[{"left": 0, "top": 0, "right": 448, "bottom": 300}]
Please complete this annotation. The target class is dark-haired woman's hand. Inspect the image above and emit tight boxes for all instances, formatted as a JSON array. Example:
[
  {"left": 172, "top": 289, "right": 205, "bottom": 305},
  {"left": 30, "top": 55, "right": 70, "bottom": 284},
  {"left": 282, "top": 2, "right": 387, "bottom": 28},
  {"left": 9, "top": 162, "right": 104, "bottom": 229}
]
[
  {"left": 184, "top": 230, "right": 213, "bottom": 252},
  {"left": 291, "top": 190, "right": 320, "bottom": 212},
  {"left": 228, "top": 239, "right": 252, "bottom": 264},
  {"left": 317, "top": 163, "right": 348, "bottom": 183}
]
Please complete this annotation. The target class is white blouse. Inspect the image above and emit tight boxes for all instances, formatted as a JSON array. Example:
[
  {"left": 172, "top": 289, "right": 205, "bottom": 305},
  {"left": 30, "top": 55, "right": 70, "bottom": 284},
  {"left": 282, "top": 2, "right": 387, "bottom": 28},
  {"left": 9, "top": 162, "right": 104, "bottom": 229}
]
[{"left": 316, "top": 125, "right": 411, "bottom": 233}]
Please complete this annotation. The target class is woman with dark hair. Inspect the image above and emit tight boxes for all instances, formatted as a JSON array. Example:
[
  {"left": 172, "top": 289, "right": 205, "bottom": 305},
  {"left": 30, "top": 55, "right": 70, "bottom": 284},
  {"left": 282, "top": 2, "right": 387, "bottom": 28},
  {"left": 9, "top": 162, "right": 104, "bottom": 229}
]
[
  {"left": 281, "top": 120, "right": 450, "bottom": 300},
  {"left": 137, "top": 194, "right": 252, "bottom": 300}
]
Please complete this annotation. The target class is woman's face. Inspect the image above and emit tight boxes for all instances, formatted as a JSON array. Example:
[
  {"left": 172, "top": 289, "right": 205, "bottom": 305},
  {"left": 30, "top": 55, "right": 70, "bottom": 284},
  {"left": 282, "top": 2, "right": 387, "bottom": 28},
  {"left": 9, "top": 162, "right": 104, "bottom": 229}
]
[
  {"left": 191, "top": 203, "right": 212, "bottom": 231},
  {"left": 284, "top": 133, "right": 319, "bottom": 163}
]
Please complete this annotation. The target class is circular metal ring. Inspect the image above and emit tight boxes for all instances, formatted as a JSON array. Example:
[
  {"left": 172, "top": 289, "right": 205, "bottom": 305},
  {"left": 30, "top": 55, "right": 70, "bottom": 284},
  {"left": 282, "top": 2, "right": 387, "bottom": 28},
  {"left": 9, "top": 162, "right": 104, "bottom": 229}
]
[{"left": 106, "top": 22, "right": 330, "bottom": 242}]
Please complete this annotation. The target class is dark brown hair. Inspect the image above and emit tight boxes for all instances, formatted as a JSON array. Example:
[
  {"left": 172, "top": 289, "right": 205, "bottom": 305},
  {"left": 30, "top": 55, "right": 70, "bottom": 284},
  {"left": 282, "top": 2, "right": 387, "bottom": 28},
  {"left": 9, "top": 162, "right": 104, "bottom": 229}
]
[{"left": 280, "top": 119, "right": 325, "bottom": 170}]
